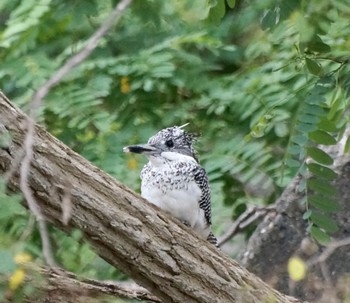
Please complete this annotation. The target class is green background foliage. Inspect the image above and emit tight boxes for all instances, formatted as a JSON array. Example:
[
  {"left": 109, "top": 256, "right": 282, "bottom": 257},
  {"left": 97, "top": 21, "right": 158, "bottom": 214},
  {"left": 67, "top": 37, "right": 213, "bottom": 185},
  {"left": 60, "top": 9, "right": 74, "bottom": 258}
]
[{"left": 1, "top": 0, "right": 350, "bottom": 301}]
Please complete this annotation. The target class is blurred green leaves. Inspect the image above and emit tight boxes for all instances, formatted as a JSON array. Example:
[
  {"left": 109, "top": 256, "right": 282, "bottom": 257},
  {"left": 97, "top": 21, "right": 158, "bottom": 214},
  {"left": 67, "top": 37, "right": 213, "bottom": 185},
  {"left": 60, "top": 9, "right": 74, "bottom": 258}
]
[{"left": 0, "top": 0, "right": 350, "bottom": 296}]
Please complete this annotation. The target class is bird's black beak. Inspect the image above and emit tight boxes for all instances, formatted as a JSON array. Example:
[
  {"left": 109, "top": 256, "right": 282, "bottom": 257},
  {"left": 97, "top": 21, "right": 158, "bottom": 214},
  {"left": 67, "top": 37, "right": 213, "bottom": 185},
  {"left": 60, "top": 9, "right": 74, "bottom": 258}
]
[{"left": 123, "top": 144, "right": 158, "bottom": 154}]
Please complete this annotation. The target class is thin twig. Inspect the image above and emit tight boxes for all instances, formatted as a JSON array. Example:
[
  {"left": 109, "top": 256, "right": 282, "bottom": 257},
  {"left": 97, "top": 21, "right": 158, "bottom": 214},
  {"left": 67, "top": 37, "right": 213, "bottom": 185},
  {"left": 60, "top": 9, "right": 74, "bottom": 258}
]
[
  {"left": 19, "top": 214, "right": 36, "bottom": 242},
  {"left": 218, "top": 205, "right": 276, "bottom": 247},
  {"left": 18, "top": 0, "right": 133, "bottom": 266},
  {"left": 61, "top": 181, "right": 73, "bottom": 225},
  {"left": 306, "top": 236, "right": 350, "bottom": 299},
  {"left": 308, "top": 237, "right": 350, "bottom": 266},
  {"left": 31, "top": 0, "right": 133, "bottom": 106},
  {"left": 20, "top": 117, "right": 57, "bottom": 267}
]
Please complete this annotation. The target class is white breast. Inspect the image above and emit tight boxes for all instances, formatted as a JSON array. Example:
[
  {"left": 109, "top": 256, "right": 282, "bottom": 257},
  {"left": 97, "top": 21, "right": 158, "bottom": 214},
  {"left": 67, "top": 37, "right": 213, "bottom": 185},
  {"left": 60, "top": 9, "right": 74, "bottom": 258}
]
[{"left": 140, "top": 152, "right": 210, "bottom": 239}]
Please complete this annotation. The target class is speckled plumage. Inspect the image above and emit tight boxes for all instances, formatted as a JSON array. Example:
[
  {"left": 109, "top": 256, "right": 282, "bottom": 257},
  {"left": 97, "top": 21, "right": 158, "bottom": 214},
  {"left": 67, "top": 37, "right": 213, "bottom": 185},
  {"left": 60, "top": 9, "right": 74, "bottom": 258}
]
[{"left": 124, "top": 125, "right": 217, "bottom": 246}]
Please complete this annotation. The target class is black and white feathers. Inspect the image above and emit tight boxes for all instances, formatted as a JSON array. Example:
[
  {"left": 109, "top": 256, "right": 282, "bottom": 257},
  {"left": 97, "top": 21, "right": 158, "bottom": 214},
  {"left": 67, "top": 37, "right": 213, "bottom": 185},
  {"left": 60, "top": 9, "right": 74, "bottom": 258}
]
[{"left": 124, "top": 125, "right": 217, "bottom": 245}]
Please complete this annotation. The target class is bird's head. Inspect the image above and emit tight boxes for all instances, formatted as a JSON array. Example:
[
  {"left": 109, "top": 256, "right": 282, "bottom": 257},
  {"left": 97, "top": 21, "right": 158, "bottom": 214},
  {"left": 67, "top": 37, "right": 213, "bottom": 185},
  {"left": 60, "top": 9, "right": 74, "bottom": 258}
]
[{"left": 123, "top": 124, "right": 198, "bottom": 162}]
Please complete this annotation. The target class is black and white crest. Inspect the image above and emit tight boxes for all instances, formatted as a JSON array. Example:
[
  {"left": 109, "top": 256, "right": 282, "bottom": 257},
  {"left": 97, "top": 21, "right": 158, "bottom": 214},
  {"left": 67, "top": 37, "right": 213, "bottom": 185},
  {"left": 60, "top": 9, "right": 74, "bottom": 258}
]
[{"left": 147, "top": 125, "right": 199, "bottom": 162}]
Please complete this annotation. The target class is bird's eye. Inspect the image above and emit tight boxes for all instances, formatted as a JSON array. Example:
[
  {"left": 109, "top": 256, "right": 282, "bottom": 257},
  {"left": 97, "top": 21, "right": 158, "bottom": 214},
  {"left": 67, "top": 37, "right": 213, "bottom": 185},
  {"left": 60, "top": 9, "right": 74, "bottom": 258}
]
[{"left": 165, "top": 139, "right": 174, "bottom": 148}]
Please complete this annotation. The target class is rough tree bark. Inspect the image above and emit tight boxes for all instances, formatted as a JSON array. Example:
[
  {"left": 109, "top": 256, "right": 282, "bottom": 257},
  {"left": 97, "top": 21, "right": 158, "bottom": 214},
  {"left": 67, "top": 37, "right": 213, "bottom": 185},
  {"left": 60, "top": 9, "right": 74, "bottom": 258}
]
[
  {"left": 241, "top": 128, "right": 350, "bottom": 302},
  {"left": 0, "top": 91, "right": 306, "bottom": 303},
  {"left": 34, "top": 268, "right": 161, "bottom": 303}
]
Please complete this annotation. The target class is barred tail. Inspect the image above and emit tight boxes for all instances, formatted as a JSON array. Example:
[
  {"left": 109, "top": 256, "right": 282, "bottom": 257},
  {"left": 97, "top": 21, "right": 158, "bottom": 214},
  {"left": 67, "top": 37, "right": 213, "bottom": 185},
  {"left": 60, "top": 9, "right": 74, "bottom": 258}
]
[{"left": 207, "top": 231, "right": 219, "bottom": 248}]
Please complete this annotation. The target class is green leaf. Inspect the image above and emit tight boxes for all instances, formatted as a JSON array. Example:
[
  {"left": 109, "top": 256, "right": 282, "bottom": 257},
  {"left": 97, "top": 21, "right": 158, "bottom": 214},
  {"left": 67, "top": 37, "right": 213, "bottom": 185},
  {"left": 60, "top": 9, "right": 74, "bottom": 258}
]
[
  {"left": 309, "top": 195, "right": 340, "bottom": 212},
  {"left": 344, "top": 136, "right": 350, "bottom": 153},
  {"left": 310, "top": 225, "right": 331, "bottom": 245},
  {"left": 285, "top": 158, "right": 300, "bottom": 168},
  {"left": 309, "top": 130, "right": 337, "bottom": 145},
  {"left": 226, "top": 0, "right": 236, "bottom": 8},
  {"left": 307, "top": 35, "right": 331, "bottom": 53},
  {"left": 303, "top": 209, "right": 312, "bottom": 220},
  {"left": 318, "top": 119, "right": 339, "bottom": 132},
  {"left": 308, "top": 179, "right": 336, "bottom": 196},
  {"left": 0, "top": 194, "right": 25, "bottom": 219},
  {"left": 303, "top": 104, "right": 325, "bottom": 116},
  {"left": 299, "top": 163, "right": 308, "bottom": 176},
  {"left": 261, "top": 10, "right": 277, "bottom": 30},
  {"left": 307, "top": 147, "right": 333, "bottom": 165},
  {"left": 306, "top": 92, "right": 326, "bottom": 105},
  {"left": 305, "top": 58, "right": 323, "bottom": 76},
  {"left": 298, "top": 114, "right": 320, "bottom": 124},
  {"left": 207, "top": 0, "right": 226, "bottom": 24},
  {"left": 288, "top": 144, "right": 301, "bottom": 155},
  {"left": 280, "top": 0, "right": 301, "bottom": 19},
  {"left": 296, "top": 122, "right": 318, "bottom": 132},
  {"left": 307, "top": 163, "right": 337, "bottom": 180},
  {"left": 310, "top": 211, "right": 338, "bottom": 233},
  {"left": 292, "top": 134, "right": 308, "bottom": 146},
  {"left": 0, "top": 250, "right": 17, "bottom": 274},
  {"left": 298, "top": 178, "right": 307, "bottom": 191}
]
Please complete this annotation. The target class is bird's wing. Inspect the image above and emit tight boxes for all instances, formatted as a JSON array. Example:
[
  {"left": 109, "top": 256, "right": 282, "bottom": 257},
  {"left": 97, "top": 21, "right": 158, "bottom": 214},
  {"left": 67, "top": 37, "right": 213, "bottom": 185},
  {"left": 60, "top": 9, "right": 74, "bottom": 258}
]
[{"left": 193, "top": 166, "right": 212, "bottom": 226}]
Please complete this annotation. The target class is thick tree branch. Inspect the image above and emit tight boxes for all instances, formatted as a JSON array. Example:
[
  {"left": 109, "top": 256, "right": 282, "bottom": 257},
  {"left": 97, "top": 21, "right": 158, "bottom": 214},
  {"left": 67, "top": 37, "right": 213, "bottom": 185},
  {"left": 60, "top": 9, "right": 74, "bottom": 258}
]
[
  {"left": 36, "top": 268, "right": 161, "bottom": 303},
  {"left": 0, "top": 92, "right": 307, "bottom": 303}
]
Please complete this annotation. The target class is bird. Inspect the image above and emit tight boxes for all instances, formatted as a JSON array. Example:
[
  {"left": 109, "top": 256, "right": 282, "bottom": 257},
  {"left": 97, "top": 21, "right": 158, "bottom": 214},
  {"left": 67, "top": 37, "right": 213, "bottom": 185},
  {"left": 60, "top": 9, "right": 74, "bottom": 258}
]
[{"left": 123, "top": 124, "right": 218, "bottom": 246}]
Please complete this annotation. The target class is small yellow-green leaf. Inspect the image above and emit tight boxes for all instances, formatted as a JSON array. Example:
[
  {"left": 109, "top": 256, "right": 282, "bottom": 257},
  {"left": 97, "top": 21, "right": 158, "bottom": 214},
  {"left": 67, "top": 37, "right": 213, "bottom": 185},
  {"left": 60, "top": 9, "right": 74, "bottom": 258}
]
[
  {"left": 9, "top": 268, "right": 25, "bottom": 290},
  {"left": 226, "top": 0, "right": 236, "bottom": 8},
  {"left": 288, "top": 257, "right": 307, "bottom": 281},
  {"left": 127, "top": 157, "right": 138, "bottom": 170},
  {"left": 345, "top": 136, "right": 350, "bottom": 153},
  {"left": 318, "top": 119, "right": 338, "bottom": 132},
  {"left": 14, "top": 253, "right": 32, "bottom": 264}
]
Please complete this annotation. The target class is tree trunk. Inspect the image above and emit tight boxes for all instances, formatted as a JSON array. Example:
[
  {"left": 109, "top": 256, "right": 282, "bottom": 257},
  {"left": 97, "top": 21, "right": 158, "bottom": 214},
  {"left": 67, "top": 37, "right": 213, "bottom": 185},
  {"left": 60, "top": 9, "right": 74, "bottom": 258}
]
[
  {"left": 0, "top": 92, "right": 306, "bottom": 303},
  {"left": 241, "top": 136, "right": 350, "bottom": 302}
]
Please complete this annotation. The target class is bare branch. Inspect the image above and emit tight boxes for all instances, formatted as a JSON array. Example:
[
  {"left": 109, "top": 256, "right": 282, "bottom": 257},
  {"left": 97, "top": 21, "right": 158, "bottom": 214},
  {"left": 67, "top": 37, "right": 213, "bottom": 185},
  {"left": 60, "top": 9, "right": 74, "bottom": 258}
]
[
  {"left": 61, "top": 181, "right": 73, "bottom": 225},
  {"left": 31, "top": 0, "right": 132, "bottom": 107},
  {"left": 218, "top": 205, "right": 277, "bottom": 247},
  {"left": 19, "top": 116, "right": 57, "bottom": 267},
  {"left": 17, "top": 0, "right": 133, "bottom": 267},
  {"left": 308, "top": 237, "right": 350, "bottom": 266},
  {"left": 40, "top": 268, "right": 162, "bottom": 303}
]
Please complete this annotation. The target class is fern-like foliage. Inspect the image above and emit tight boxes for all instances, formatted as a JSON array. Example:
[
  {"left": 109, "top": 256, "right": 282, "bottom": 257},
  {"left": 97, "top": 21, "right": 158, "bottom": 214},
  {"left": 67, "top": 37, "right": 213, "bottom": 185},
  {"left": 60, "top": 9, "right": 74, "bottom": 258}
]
[
  {"left": 286, "top": 72, "right": 349, "bottom": 244},
  {"left": 0, "top": 0, "right": 52, "bottom": 53}
]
